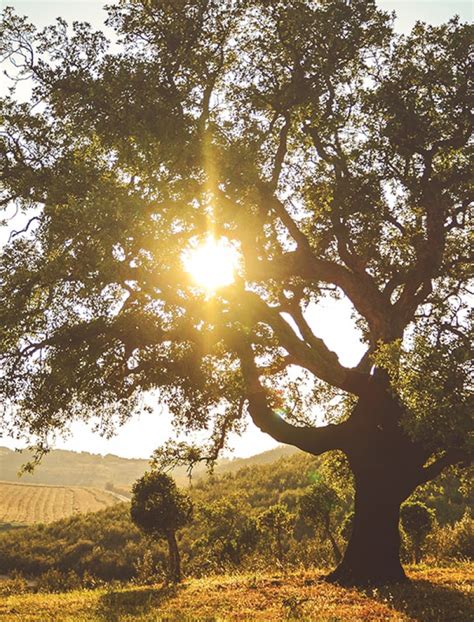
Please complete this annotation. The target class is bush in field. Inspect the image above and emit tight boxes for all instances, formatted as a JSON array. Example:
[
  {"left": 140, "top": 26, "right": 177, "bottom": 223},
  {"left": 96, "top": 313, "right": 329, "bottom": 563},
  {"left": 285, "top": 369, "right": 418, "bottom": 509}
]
[
  {"left": 36, "top": 569, "right": 82, "bottom": 593},
  {"left": 133, "top": 549, "right": 166, "bottom": 585},
  {"left": 400, "top": 501, "right": 435, "bottom": 563},
  {"left": 425, "top": 511, "right": 474, "bottom": 562},
  {"left": 0, "top": 571, "right": 30, "bottom": 597},
  {"left": 193, "top": 498, "right": 259, "bottom": 570},
  {"left": 299, "top": 482, "right": 343, "bottom": 563},
  {"left": 258, "top": 504, "right": 293, "bottom": 565},
  {"left": 130, "top": 472, "right": 192, "bottom": 583}
]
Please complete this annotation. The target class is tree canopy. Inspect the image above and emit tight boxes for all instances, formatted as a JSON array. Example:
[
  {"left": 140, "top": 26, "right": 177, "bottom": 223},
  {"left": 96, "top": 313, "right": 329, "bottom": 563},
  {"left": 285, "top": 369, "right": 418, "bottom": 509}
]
[
  {"left": 1, "top": 0, "right": 471, "bottom": 460},
  {"left": 0, "top": 0, "right": 472, "bottom": 585},
  {"left": 130, "top": 471, "right": 192, "bottom": 538}
]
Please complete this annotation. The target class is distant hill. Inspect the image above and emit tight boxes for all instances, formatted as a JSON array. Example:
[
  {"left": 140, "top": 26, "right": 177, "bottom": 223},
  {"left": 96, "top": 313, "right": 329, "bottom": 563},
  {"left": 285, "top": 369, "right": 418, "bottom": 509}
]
[
  {"left": 0, "top": 446, "right": 149, "bottom": 489},
  {"left": 0, "top": 481, "right": 120, "bottom": 529},
  {"left": 0, "top": 444, "right": 298, "bottom": 490}
]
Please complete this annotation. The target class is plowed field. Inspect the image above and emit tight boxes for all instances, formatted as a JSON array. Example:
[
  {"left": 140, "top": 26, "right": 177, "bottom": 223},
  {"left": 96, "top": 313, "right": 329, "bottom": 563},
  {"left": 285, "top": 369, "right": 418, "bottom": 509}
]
[{"left": 0, "top": 481, "right": 119, "bottom": 525}]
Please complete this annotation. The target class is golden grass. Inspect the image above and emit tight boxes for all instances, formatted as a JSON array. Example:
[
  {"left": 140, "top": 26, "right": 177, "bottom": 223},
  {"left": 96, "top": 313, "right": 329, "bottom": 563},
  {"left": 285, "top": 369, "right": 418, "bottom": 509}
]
[
  {"left": 0, "top": 564, "right": 472, "bottom": 621},
  {"left": 0, "top": 481, "right": 118, "bottom": 525}
]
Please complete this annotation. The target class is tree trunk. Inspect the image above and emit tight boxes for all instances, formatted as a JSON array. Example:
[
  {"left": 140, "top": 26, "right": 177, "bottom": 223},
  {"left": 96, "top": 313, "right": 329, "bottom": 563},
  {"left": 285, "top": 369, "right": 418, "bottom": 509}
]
[
  {"left": 414, "top": 540, "right": 421, "bottom": 565},
  {"left": 166, "top": 530, "right": 181, "bottom": 583},
  {"left": 325, "top": 525, "right": 342, "bottom": 565},
  {"left": 245, "top": 365, "right": 431, "bottom": 587},
  {"left": 276, "top": 529, "right": 284, "bottom": 565},
  {"left": 327, "top": 479, "right": 407, "bottom": 586},
  {"left": 323, "top": 380, "right": 427, "bottom": 586}
]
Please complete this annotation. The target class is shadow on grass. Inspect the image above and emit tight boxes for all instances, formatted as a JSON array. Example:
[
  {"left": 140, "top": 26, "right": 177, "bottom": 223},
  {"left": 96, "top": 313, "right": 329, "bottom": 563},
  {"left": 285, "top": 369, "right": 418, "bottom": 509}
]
[
  {"left": 97, "top": 583, "right": 180, "bottom": 621},
  {"left": 371, "top": 578, "right": 473, "bottom": 622}
]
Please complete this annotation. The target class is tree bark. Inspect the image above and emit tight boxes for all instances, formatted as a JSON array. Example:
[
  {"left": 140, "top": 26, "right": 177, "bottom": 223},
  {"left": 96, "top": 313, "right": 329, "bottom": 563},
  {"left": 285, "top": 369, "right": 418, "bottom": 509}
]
[
  {"left": 325, "top": 385, "right": 423, "bottom": 586},
  {"left": 327, "top": 480, "right": 406, "bottom": 586},
  {"left": 166, "top": 530, "right": 181, "bottom": 583}
]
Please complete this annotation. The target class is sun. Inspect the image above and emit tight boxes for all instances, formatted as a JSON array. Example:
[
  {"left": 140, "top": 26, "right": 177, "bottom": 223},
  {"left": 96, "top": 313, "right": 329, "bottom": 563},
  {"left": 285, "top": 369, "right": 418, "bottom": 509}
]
[{"left": 183, "top": 236, "right": 238, "bottom": 292}]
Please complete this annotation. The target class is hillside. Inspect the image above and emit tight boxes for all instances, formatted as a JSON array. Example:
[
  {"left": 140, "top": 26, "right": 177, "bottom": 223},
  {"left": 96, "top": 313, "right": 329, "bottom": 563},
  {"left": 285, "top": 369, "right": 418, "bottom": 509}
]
[
  {"left": 0, "top": 444, "right": 298, "bottom": 489},
  {"left": 0, "top": 481, "right": 120, "bottom": 529},
  {"left": 0, "top": 451, "right": 325, "bottom": 579},
  {"left": 0, "top": 444, "right": 299, "bottom": 531},
  {"left": 0, "top": 448, "right": 471, "bottom": 584},
  {"left": 0, "top": 447, "right": 149, "bottom": 489}
]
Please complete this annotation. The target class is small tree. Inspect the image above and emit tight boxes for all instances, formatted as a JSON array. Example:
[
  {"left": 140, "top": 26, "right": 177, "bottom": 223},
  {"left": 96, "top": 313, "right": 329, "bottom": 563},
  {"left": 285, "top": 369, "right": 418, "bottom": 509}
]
[
  {"left": 299, "top": 482, "right": 342, "bottom": 563},
  {"left": 258, "top": 504, "right": 293, "bottom": 565},
  {"left": 400, "top": 501, "right": 435, "bottom": 564},
  {"left": 130, "top": 472, "right": 192, "bottom": 583},
  {"left": 197, "top": 498, "right": 259, "bottom": 568}
]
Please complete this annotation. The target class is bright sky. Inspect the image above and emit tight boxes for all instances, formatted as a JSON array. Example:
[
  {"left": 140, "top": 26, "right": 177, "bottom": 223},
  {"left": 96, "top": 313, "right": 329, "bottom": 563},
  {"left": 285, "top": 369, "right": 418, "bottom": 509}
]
[{"left": 0, "top": 1, "right": 471, "bottom": 460}]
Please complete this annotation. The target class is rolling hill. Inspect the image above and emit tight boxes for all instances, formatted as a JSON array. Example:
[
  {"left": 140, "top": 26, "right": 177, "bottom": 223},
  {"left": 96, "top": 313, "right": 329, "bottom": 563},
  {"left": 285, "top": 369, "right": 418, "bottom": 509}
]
[
  {"left": 0, "top": 444, "right": 298, "bottom": 489},
  {"left": 0, "top": 444, "right": 298, "bottom": 529}
]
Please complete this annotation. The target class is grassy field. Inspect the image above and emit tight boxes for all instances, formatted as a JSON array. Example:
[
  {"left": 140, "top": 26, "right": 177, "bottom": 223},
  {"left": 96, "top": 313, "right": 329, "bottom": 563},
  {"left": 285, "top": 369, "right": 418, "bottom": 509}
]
[
  {"left": 0, "top": 481, "right": 119, "bottom": 527},
  {"left": 0, "top": 565, "right": 472, "bottom": 621}
]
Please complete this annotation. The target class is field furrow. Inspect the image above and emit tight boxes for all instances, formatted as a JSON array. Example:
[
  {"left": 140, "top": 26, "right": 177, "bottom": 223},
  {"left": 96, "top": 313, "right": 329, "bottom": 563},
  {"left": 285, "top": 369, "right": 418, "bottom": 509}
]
[{"left": 0, "top": 482, "right": 119, "bottom": 526}]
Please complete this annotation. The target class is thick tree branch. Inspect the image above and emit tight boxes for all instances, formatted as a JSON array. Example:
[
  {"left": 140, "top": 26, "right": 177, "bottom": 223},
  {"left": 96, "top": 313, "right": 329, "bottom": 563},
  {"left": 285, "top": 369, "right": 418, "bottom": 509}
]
[
  {"left": 416, "top": 450, "right": 472, "bottom": 487},
  {"left": 216, "top": 182, "right": 394, "bottom": 342},
  {"left": 235, "top": 338, "right": 350, "bottom": 455},
  {"left": 227, "top": 287, "right": 368, "bottom": 395},
  {"left": 246, "top": 247, "right": 393, "bottom": 342}
]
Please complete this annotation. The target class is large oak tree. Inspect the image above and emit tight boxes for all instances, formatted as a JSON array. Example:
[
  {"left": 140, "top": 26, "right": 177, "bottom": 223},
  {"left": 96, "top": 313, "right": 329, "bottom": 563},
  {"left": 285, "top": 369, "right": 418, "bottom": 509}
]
[{"left": 0, "top": 0, "right": 472, "bottom": 585}]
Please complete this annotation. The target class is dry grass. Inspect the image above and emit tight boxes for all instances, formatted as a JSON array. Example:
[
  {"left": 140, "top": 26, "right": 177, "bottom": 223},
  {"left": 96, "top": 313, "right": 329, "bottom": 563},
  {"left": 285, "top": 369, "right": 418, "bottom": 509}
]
[
  {"left": 0, "top": 481, "right": 118, "bottom": 526},
  {"left": 0, "top": 564, "right": 472, "bottom": 621}
]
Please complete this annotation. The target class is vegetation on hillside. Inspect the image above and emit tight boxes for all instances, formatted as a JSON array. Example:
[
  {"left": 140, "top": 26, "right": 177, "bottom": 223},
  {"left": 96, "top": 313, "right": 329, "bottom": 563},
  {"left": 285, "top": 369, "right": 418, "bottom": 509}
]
[
  {"left": 0, "top": 447, "right": 149, "bottom": 489},
  {"left": 0, "top": 445, "right": 297, "bottom": 489},
  {"left": 0, "top": 452, "right": 471, "bottom": 586}
]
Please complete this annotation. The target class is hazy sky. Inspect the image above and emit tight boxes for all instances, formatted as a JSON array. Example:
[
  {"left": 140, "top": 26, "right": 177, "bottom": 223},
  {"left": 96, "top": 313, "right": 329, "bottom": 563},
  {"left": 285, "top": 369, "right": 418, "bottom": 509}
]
[
  {"left": 0, "top": 1, "right": 471, "bottom": 460},
  {"left": 1, "top": 1, "right": 471, "bottom": 32}
]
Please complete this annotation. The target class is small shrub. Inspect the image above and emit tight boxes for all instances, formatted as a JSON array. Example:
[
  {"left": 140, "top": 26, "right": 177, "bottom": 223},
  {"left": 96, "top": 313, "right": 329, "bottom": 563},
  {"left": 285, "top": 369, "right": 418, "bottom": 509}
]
[
  {"left": 133, "top": 548, "right": 166, "bottom": 585},
  {"left": 283, "top": 595, "right": 309, "bottom": 620},
  {"left": 81, "top": 570, "right": 104, "bottom": 590},
  {"left": 0, "top": 571, "right": 30, "bottom": 596},
  {"left": 258, "top": 504, "right": 293, "bottom": 565},
  {"left": 36, "top": 568, "right": 82, "bottom": 593},
  {"left": 425, "top": 511, "right": 474, "bottom": 562}
]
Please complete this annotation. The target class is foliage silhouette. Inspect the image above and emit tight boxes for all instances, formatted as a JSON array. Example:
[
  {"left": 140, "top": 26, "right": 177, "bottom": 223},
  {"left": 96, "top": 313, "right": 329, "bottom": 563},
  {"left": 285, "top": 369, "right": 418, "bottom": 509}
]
[{"left": 400, "top": 501, "right": 435, "bottom": 564}]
